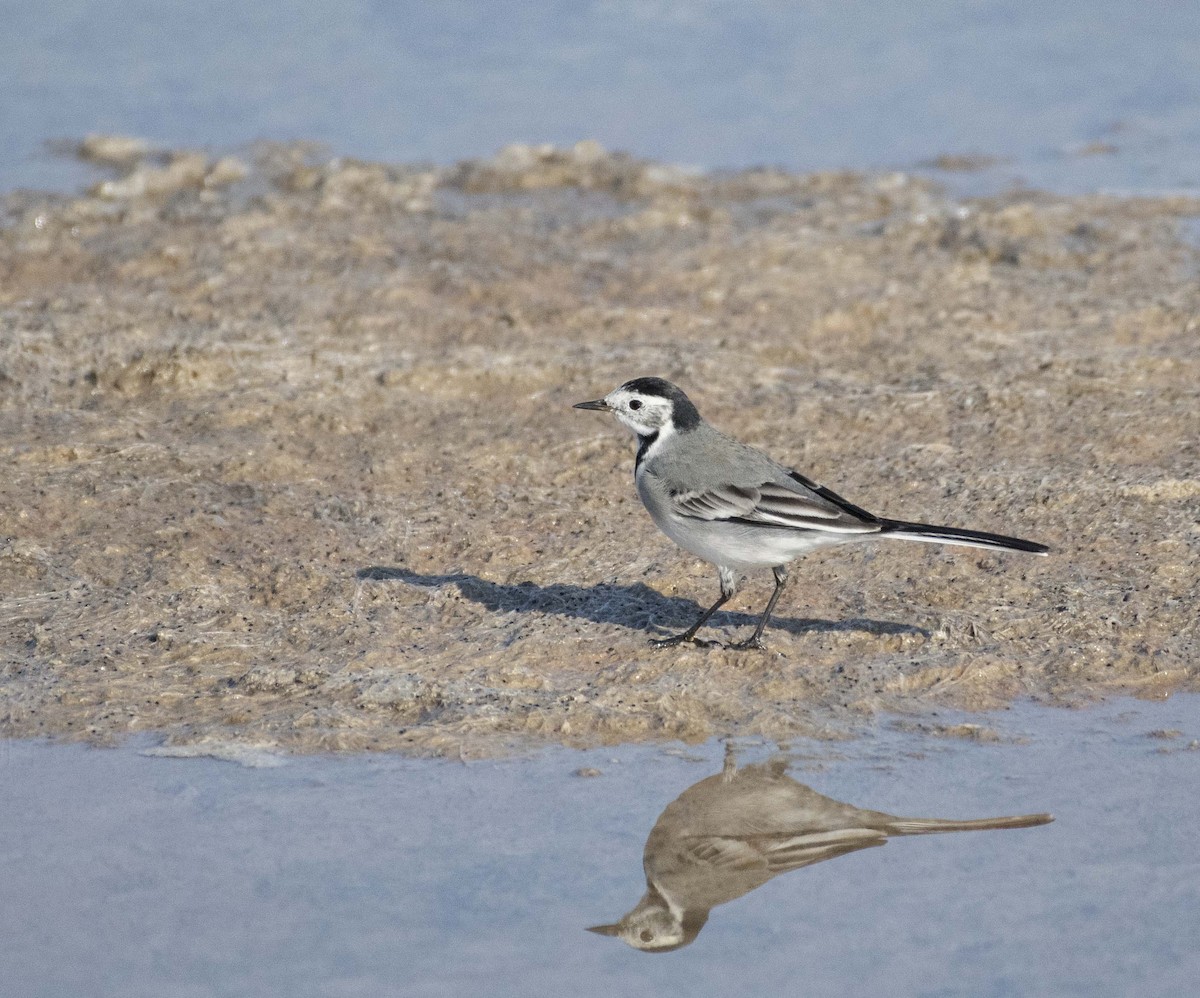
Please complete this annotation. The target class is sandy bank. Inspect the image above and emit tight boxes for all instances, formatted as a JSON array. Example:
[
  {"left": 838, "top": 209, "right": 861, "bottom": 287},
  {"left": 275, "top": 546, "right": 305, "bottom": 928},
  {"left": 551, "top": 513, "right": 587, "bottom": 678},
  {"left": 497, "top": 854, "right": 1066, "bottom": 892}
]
[{"left": 2, "top": 140, "right": 1197, "bottom": 755}]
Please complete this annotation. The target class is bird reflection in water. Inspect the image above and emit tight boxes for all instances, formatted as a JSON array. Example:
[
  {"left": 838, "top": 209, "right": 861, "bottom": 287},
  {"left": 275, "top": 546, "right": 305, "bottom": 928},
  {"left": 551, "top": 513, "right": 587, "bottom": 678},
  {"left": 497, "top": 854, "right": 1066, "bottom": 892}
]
[{"left": 588, "top": 745, "right": 1052, "bottom": 952}]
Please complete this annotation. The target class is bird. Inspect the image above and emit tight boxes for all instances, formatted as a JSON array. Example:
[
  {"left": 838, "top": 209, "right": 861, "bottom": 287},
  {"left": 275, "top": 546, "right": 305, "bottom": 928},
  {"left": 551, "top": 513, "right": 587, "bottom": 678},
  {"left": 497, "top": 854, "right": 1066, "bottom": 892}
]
[
  {"left": 574, "top": 377, "right": 1048, "bottom": 649},
  {"left": 587, "top": 746, "right": 1052, "bottom": 952}
]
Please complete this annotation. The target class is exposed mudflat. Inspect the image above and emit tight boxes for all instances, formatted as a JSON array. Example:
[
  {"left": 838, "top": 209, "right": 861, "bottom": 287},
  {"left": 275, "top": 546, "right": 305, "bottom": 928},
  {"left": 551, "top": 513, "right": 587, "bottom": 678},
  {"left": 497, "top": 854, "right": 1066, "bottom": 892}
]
[{"left": 2, "top": 140, "right": 1197, "bottom": 756}]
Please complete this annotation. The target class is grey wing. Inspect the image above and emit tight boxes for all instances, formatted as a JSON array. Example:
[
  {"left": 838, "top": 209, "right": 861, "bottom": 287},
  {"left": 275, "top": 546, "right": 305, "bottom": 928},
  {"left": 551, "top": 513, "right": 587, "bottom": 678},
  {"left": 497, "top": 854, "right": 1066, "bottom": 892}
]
[
  {"left": 755, "top": 829, "right": 889, "bottom": 872},
  {"left": 685, "top": 829, "right": 888, "bottom": 874},
  {"left": 671, "top": 473, "right": 881, "bottom": 534}
]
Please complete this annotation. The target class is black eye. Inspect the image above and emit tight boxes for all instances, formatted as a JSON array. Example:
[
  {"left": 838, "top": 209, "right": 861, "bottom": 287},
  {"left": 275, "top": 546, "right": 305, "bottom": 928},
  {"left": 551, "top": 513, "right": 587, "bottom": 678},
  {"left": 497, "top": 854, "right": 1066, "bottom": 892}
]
[
  {"left": 629, "top": 399, "right": 643, "bottom": 411},
  {"left": 640, "top": 929, "right": 654, "bottom": 942}
]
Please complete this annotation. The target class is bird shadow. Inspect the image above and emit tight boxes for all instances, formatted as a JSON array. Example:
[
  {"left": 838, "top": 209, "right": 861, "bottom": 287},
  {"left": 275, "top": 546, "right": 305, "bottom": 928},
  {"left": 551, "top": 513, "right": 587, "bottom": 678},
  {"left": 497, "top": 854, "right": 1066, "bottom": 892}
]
[{"left": 356, "top": 566, "right": 927, "bottom": 641}]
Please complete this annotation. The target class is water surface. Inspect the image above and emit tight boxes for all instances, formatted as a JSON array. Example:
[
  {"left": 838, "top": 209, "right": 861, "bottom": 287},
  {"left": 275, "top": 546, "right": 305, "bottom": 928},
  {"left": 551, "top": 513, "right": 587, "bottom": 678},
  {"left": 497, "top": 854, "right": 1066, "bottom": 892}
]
[
  {"left": 3, "top": 1, "right": 1199, "bottom": 194},
  {"left": 3, "top": 696, "right": 1198, "bottom": 996}
]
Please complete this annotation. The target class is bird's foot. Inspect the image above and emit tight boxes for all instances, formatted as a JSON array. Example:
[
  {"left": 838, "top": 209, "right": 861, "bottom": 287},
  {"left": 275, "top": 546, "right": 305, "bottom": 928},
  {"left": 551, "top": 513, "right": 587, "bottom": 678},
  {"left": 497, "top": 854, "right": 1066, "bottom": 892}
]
[
  {"left": 727, "top": 635, "right": 767, "bottom": 651},
  {"left": 651, "top": 632, "right": 712, "bottom": 648}
]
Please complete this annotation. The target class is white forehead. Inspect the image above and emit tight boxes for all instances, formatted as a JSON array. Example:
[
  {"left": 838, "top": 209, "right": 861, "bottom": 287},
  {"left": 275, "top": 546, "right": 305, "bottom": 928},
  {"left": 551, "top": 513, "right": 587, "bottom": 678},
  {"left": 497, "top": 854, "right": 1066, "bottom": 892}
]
[{"left": 606, "top": 386, "right": 671, "bottom": 407}]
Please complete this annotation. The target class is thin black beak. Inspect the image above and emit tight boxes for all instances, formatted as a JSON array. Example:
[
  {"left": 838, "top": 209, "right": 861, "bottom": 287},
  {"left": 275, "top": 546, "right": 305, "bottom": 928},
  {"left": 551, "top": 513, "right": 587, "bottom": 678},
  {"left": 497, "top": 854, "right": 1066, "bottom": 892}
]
[
  {"left": 586, "top": 923, "right": 621, "bottom": 936},
  {"left": 573, "top": 399, "right": 609, "bottom": 411}
]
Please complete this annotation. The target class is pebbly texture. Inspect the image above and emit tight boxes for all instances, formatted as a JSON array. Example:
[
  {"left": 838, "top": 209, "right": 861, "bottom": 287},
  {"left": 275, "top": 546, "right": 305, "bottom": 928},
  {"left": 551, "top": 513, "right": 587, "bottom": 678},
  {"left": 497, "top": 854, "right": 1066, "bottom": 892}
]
[{"left": 1, "top": 139, "right": 1197, "bottom": 756}]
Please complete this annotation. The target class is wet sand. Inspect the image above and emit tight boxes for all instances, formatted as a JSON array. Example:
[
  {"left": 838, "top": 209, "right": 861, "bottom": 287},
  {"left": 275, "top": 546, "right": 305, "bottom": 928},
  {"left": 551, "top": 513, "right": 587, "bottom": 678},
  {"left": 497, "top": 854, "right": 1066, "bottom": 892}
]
[{"left": 2, "top": 140, "right": 1197, "bottom": 756}]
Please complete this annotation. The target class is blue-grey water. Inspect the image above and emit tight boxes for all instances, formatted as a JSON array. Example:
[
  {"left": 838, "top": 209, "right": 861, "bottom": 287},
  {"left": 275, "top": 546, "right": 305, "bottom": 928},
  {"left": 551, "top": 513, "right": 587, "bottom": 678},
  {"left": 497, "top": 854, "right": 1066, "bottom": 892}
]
[
  {"left": 2, "top": 1, "right": 1199, "bottom": 195},
  {"left": 3, "top": 696, "right": 1198, "bottom": 997}
]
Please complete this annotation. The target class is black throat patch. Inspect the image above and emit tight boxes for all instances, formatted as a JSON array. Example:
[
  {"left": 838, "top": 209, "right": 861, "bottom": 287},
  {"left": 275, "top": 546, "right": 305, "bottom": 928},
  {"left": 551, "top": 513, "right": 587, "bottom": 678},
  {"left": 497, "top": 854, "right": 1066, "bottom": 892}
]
[{"left": 635, "top": 431, "right": 659, "bottom": 471}]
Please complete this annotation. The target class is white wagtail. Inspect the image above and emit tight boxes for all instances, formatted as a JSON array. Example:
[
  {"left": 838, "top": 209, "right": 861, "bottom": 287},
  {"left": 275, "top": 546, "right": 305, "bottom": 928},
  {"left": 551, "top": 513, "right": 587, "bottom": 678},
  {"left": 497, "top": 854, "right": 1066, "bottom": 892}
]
[
  {"left": 588, "top": 746, "right": 1052, "bottom": 952},
  {"left": 575, "top": 377, "right": 1048, "bottom": 649}
]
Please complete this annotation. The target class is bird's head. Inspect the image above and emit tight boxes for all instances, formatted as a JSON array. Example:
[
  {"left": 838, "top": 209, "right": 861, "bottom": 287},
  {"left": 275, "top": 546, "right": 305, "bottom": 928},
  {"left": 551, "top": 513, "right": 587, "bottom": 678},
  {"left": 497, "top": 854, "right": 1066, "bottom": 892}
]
[
  {"left": 587, "top": 901, "right": 688, "bottom": 952},
  {"left": 573, "top": 377, "right": 701, "bottom": 438},
  {"left": 586, "top": 881, "right": 708, "bottom": 952}
]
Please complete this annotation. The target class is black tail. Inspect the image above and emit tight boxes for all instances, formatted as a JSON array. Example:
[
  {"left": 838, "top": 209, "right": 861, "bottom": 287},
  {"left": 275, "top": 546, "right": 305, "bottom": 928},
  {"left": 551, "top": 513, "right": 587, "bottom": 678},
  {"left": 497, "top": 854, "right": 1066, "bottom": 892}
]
[
  {"left": 883, "top": 812, "right": 1054, "bottom": 835},
  {"left": 879, "top": 519, "right": 1049, "bottom": 555}
]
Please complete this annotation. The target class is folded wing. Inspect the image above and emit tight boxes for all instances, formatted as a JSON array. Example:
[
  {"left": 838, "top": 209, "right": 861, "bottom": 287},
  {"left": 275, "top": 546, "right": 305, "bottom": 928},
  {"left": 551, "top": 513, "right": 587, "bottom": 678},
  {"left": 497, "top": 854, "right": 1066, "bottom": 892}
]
[
  {"left": 671, "top": 474, "right": 881, "bottom": 535},
  {"left": 685, "top": 828, "right": 888, "bottom": 875}
]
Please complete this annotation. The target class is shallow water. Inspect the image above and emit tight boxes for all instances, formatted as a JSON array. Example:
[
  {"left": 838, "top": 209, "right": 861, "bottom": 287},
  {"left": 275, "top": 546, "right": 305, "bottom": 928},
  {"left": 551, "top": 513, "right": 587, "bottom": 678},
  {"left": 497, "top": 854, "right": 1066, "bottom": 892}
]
[
  {"left": 3, "top": 1, "right": 1199, "bottom": 194},
  {"left": 4, "top": 696, "right": 1198, "bottom": 997}
]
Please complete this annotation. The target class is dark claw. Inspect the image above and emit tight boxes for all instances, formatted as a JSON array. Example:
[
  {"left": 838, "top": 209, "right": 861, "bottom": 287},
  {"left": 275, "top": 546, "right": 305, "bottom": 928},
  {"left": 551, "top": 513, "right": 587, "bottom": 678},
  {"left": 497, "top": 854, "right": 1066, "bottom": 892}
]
[
  {"left": 652, "top": 634, "right": 714, "bottom": 648},
  {"left": 728, "top": 636, "right": 767, "bottom": 651}
]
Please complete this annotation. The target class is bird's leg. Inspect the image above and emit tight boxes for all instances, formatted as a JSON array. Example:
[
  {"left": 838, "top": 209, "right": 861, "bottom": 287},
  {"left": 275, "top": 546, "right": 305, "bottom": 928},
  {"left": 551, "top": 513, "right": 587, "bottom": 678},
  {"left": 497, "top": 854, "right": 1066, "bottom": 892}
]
[
  {"left": 653, "top": 566, "right": 738, "bottom": 647},
  {"left": 651, "top": 593, "right": 729, "bottom": 646},
  {"left": 721, "top": 740, "right": 738, "bottom": 782},
  {"left": 730, "top": 565, "right": 789, "bottom": 650}
]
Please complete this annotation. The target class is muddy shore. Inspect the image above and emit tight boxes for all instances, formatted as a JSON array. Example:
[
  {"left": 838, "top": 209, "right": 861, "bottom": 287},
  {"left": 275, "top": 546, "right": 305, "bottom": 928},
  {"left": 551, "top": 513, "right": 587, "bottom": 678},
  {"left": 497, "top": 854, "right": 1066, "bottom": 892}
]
[{"left": 2, "top": 139, "right": 1197, "bottom": 756}]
